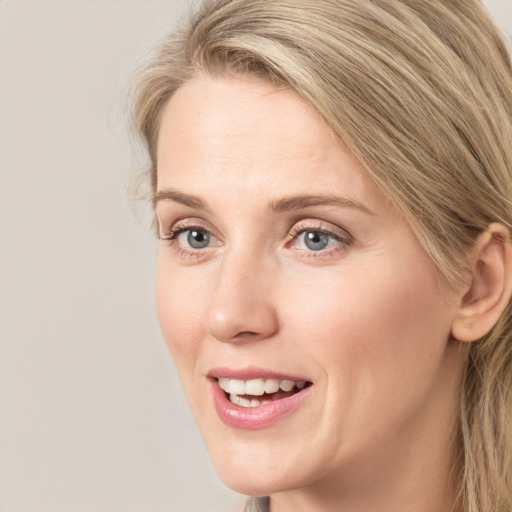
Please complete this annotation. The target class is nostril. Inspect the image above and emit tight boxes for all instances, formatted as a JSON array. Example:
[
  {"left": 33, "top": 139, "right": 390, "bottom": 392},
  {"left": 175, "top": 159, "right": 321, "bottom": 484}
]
[
  {"left": 231, "top": 329, "right": 279, "bottom": 343},
  {"left": 234, "top": 331, "right": 260, "bottom": 339}
]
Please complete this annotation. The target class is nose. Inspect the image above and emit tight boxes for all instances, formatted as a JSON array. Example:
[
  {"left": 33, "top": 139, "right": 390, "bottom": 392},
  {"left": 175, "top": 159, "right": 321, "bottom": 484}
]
[{"left": 205, "top": 255, "right": 279, "bottom": 344}]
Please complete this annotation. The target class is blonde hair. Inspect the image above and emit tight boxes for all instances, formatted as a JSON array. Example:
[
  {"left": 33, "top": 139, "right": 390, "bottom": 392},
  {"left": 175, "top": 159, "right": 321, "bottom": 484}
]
[{"left": 129, "top": 1, "right": 512, "bottom": 510}]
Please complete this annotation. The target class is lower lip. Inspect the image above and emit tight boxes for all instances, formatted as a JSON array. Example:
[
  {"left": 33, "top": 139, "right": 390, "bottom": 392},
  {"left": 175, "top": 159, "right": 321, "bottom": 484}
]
[{"left": 210, "top": 379, "right": 312, "bottom": 430}]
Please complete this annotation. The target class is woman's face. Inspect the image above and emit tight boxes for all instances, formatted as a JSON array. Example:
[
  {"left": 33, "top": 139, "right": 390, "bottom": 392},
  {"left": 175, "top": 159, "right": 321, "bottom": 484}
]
[{"left": 155, "top": 76, "right": 464, "bottom": 498}]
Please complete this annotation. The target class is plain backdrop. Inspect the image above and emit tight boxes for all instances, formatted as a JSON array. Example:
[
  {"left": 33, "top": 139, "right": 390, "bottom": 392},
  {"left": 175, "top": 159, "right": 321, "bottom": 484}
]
[{"left": 0, "top": 1, "right": 511, "bottom": 511}]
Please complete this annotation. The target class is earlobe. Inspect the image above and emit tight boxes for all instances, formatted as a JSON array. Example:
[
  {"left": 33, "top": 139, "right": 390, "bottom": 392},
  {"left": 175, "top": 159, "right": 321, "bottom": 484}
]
[{"left": 451, "top": 223, "right": 512, "bottom": 343}]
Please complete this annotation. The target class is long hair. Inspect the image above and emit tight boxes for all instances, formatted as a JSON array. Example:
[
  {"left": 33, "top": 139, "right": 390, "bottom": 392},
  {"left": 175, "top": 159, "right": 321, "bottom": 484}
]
[{"left": 129, "top": 1, "right": 512, "bottom": 510}]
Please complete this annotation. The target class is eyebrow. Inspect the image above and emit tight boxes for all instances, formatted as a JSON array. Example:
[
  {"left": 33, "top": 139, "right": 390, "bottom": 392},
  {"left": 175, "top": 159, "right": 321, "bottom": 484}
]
[
  {"left": 153, "top": 189, "right": 211, "bottom": 211},
  {"left": 154, "top": 188, "right": 375, "bottom": 216},
  {"left": 269, "top": 194, "right": 375, "bottom": 216}
]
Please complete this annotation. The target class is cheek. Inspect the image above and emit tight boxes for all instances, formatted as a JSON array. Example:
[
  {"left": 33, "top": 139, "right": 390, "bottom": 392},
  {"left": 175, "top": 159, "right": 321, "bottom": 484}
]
[
  {"left": 290, "top": 259, "right": 450, "bottom": 346},
  {"left": 285, "top": 255, "right": 456, "bottom": 421},
  {"left": 156, "top": 258, "right": 205, "bottom": 379}
]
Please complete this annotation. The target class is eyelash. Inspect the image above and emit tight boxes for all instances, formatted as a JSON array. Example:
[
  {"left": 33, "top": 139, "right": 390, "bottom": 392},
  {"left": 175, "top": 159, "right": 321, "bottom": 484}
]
[
  {"left": 286, "top": 222, "right": 352, "bottom": 259},
  {"left": 159, "top": 220, "right": 352, "bottom": 260},
  {"left": 159, "top": 221, "right": 216, "bottom": 260}
]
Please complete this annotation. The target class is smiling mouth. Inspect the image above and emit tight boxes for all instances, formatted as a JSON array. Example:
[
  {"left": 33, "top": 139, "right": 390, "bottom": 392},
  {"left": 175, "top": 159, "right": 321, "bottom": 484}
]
[{"left": 217, "top": 377, "right": 313, "bottom": 408}]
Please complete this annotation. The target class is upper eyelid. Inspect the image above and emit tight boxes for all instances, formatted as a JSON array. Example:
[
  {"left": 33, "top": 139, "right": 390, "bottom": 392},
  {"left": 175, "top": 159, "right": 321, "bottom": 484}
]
[
  {"left": 159, "top": 217, "right": 216, "bottom": 236},
  {"left": 289, "top": 220, "right": 352, "bottom": 239},
  {"left": 160, "top": 226, "right": 216, "bottom": 244},
  {"left": 159, "top": 217, "right": 352, "bottom": 243}
]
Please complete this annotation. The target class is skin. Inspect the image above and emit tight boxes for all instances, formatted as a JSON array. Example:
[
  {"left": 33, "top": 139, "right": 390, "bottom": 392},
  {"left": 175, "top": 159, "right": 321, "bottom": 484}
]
[{"left": 154, "top": 75, "right": 468, "bottom": 512}]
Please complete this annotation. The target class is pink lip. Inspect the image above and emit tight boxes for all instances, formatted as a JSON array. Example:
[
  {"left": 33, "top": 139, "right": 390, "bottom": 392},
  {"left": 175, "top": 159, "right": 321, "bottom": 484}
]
[
  {"left": 208, "top": 368, "right": 313, "bottom": 430},
  {"left": 207, "top": 366, "right": 309, "bottom": 382}
]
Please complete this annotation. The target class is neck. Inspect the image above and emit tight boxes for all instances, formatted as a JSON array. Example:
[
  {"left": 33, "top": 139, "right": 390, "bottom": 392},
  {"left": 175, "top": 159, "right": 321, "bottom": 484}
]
[{"left": 269, "top": 448, "right": 462, "bottom": 512}]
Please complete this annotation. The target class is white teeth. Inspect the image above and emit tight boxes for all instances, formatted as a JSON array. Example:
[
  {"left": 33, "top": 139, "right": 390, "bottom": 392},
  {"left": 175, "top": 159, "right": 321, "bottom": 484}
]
[
  {"left": 238, "top": 397, "right": 252, "bottom": 407},
  {"left": 246, "top": 378, "right": 265, "bottom": 396},
  {"left": 229, "top": 394, "right": 240, "bottom": 405},
  {"left": 218, "top": 377, "right": 229, "bottom": 391},
  {"left": 264, "top": 379, "right": 280, "bottom": 393},
  {"left": 220, "top": 376, "right": 309, "bottom": 407},
  {"left": 280, "top": 380, "right": 295, "bottom": 392},
  {"left": 227, "top": 395, "right": 267, "bottom": 408},
  {"left": 228, "top": 379, "right": 246, "bottom": 395}
]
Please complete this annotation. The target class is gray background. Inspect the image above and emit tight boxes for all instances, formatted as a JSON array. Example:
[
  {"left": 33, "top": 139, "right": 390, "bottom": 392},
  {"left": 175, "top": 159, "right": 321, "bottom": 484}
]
[{"left": 0, "top": 1, "right": 510, "bottom": 511}]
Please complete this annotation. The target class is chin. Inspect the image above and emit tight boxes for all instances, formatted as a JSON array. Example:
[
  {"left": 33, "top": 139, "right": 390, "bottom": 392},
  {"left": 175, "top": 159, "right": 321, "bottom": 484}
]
[
  {"left": 217, "top": 466, "right": 298, "bottom": 497},
  {"left": 206, "top": 439, "right": 318, "bottom": 497}
]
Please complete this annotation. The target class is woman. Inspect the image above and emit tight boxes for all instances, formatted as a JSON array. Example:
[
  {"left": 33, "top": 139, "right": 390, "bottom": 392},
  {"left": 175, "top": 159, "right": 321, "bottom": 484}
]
[{"left": 129, "top": 1, "right": 512, "bottom": 510}]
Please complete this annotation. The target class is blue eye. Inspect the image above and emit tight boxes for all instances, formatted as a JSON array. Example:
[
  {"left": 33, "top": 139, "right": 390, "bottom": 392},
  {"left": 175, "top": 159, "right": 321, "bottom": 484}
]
[
  {"left": 302, "top": 230, "right": 329, "bottom": 251},
  {"left": 292, "top": 227, "right": 348, "bottom": 254},
  {"left": 179, "top": 229, "right": 211, "bottom": 249}
]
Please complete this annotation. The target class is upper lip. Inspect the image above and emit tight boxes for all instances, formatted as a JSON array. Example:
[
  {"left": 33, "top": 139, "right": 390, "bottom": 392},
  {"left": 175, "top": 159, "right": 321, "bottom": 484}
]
[{"left": 207, "top": 366, "right": 311, "bottom": 382}]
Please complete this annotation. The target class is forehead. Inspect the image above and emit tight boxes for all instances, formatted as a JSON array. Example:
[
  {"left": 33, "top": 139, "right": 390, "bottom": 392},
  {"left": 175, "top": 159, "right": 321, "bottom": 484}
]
[
  {"left": 157, "top": 75, "right": 336, "bottom": 164},
  {"left": 156, "top": 74, "right": 387, "bottom": 211},
  {"left": 159, "top": 74, "right": 322, "bottom": 137}
]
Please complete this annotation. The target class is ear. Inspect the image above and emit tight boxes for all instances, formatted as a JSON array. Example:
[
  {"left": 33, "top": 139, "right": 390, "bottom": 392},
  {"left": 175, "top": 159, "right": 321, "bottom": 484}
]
[{"left": 451, "top": 223, "right": 512, "bottom": 342}]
